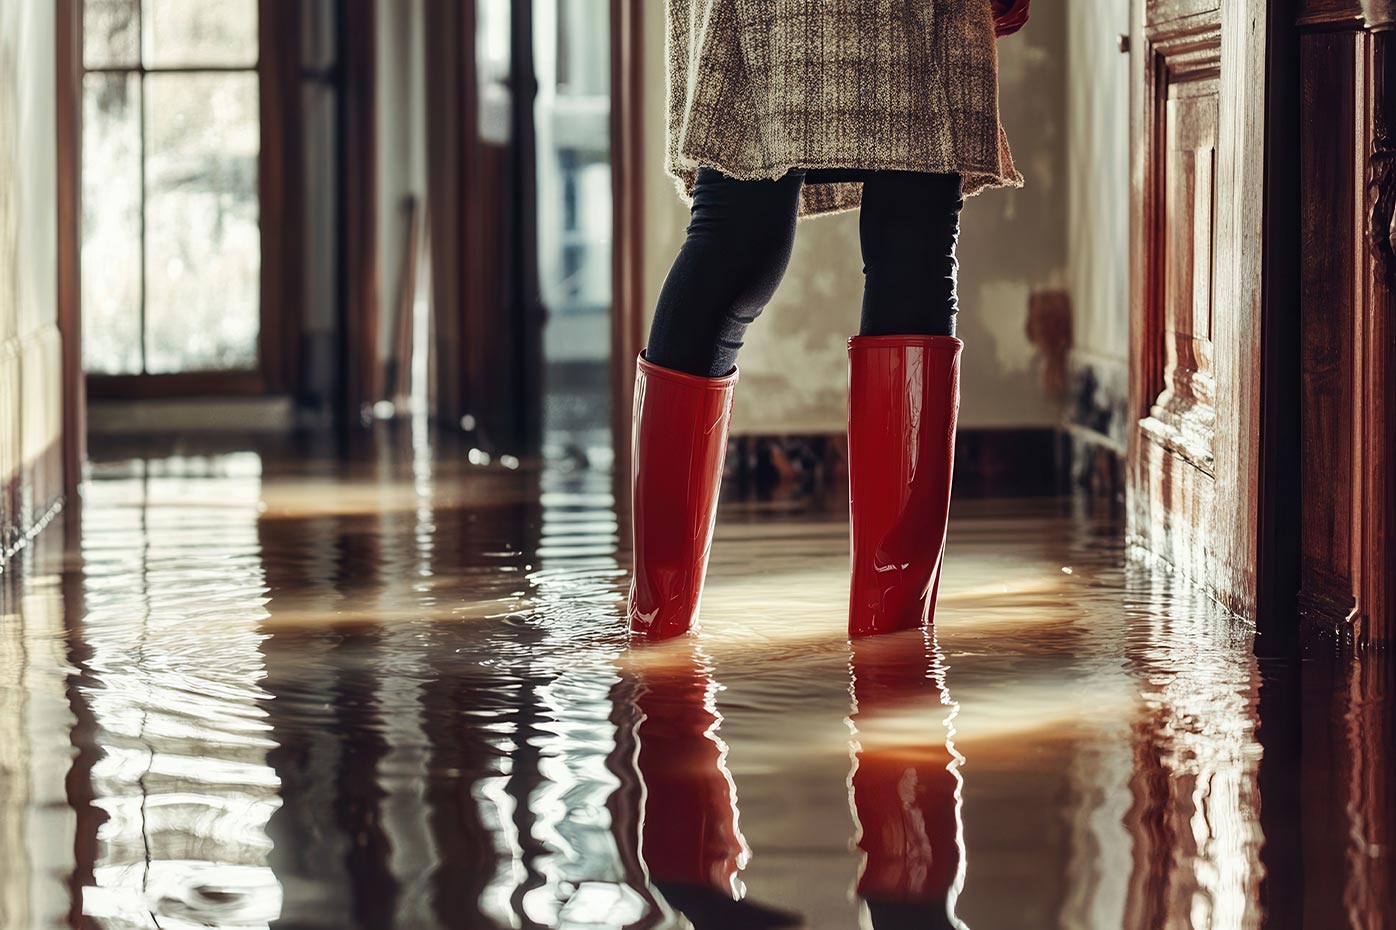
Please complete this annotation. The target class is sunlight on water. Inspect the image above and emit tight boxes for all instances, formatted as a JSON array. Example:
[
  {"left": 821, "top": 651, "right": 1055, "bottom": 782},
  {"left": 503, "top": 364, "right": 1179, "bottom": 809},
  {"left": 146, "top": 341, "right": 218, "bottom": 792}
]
[
  {"left": 75, "top": 455, "right": 281, "bottom": 929},
  {"left": 0, "top": 440, "right": 1390, "bottom": 929}
]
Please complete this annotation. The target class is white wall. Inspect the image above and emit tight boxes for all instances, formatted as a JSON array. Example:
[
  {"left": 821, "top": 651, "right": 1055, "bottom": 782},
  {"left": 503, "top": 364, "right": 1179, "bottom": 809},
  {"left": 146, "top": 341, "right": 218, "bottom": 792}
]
[
  {"left": 2, "top": 2, "right": 57, "bottom": 344},
  {"left": 642, "top": 4, "right": 1070, "bottom": 434},
  {"left": 0, "top": 12, "right": 73, "bottom": 925},
  {"left": 0, "top": 0, "right": 63, "bottom": 534},
  {"left": 1066, "top": 0, "right": 1132, "bottom": 447}
]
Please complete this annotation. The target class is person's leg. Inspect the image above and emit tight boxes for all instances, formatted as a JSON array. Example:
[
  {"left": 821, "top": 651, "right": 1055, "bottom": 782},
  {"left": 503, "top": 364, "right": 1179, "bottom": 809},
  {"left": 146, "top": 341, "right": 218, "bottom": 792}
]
[
  {"left": 857, "top": 172, "right": 964, "bottom": 337},
  {"left": 847, "top": 172, "right": 965, "bottom": 638},
  {"left": 630, "top": 169, "right": 803, "bottom": 639},
  {"left": 646, "top": 168, "right": 805, "bottom": 377}
]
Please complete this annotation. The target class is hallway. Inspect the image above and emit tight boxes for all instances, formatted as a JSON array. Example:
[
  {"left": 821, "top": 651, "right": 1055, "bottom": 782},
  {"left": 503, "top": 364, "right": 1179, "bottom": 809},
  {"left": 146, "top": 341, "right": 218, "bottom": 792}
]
[{"left": 2, "top": 437, "right": 1388, "bottom": 929}]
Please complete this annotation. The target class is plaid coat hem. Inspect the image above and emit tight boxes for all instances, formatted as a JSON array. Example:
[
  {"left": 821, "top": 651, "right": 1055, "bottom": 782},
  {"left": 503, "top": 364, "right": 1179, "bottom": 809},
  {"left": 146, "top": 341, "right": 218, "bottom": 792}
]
[{"left": 666, "top": 0, "right": 1023, "bottom": 218}]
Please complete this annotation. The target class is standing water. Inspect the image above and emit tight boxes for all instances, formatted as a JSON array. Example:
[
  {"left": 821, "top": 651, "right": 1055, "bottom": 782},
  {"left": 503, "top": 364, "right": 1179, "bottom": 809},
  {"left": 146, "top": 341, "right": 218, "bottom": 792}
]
[{"left": 0, "top": 439, "right": 1389, "bottom": 929}]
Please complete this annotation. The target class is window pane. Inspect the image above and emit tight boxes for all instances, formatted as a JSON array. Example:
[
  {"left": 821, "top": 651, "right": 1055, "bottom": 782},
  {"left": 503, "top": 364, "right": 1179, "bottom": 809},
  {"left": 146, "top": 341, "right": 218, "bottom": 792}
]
[
  {"left": 143, "top": 73, "right": 260, "bottom": 374},
  {"left": 142, "top": 0, "right": 258, "bottom": 68},
  {"left": 84, "top": 0, "right": 140, "bottom": 69},
  {"left": 81, "top": 73, "right": 144, "bottom": 375}
]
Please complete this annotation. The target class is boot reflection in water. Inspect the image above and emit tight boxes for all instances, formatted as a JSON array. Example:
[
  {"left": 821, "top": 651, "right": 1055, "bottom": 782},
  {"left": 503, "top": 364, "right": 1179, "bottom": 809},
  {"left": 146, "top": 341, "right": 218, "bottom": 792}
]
[
  {"left": 848, "top": 630, "right": 967, "bottom": 930},
  {"left": 632, "top": 645, "right": 806, "bottom": 929}
]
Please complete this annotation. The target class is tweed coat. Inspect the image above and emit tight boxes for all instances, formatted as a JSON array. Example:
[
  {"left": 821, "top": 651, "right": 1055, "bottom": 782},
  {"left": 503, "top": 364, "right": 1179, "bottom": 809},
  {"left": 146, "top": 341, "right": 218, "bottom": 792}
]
[{"left": 666, "top": 0, "right": 1023, "bottom": 218}]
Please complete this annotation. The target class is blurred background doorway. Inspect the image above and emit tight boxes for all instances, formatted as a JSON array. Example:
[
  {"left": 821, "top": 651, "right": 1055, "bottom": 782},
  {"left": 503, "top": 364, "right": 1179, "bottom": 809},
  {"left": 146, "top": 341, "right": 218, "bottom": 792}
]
[{"left": 70, "top": 0, "right": 626, "bottom": 469}]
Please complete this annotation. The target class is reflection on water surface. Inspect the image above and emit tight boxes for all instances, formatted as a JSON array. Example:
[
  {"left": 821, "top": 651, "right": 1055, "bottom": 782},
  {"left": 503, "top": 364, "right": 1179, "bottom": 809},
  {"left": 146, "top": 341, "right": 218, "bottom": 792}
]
[{"left": 0, "top": 437, "right": 1390, "bottom": 929}]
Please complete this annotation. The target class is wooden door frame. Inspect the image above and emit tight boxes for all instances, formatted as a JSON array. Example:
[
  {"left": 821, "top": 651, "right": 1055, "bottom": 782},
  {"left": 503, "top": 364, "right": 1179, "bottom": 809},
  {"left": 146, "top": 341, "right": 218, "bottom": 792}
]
[
  {"left": 1128, "top": 0, "right": 1300, "bottom": 630},
  {"left": 1254, "top": 0, "right": 1301, "bottom": 645},
  {"left": 610, "top": 0, "right": 645, "bottom": 494},
  {"left": 338, "top": 0, "right": 380, "bottom": 428},
  {"left": 258, "top": 0, "right": 305, "bottom": 400},
  {"left": 1294, "top": 1, "right": 1396, "bottom": 648},
  {"left": 423, "top": 0, "right": 468, "bottom": 433},
  {"left": 1357, "top": 22, "right": 1396, "bottom": 646}
]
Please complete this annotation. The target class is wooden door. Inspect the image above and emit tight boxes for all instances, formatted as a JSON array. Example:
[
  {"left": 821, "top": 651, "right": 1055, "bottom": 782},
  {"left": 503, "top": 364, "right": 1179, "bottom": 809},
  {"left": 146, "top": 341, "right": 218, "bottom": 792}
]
[
  {"left": 1129, "top": 0, "right": 1294, "bottom": 622},
  {"left": 1295, "top": 1, "right": 1396, "bottom": 649}
]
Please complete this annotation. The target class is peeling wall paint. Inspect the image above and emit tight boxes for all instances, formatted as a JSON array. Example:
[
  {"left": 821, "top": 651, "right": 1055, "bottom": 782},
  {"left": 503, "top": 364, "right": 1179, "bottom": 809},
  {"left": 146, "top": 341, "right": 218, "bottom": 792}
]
[{"left": 642, "top": 2, "right": 1071, "bottom": 434}]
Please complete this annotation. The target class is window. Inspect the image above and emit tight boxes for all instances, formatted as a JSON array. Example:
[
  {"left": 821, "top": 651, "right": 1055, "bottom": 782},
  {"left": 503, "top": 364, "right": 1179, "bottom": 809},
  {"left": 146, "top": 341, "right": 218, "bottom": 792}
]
[{"left": 81, "top": 0, "right": 261, "bottom": 379}]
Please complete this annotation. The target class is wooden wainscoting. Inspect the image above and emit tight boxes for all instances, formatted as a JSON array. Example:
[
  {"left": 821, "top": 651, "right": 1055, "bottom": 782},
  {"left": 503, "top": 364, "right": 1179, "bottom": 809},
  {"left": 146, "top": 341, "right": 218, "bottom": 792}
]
[{"left": 1128, "top": 0, "right": 1299, "bottom": 628}]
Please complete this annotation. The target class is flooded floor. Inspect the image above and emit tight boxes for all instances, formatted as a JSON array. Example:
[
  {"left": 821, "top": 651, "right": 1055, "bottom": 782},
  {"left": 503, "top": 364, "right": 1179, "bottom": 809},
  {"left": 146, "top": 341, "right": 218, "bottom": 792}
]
[{"left": 1, "top": 435, "right": 1391, "bottom": 930}]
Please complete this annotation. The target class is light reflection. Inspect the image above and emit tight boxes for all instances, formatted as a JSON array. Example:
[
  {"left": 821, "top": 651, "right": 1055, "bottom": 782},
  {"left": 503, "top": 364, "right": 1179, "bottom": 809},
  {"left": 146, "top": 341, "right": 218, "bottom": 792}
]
[
  {"left": 75, "top": 456, "right": 282, "bottom": 929},
  {"left": 1120, "top": 569, "right": 1264, "bottom": 930}
]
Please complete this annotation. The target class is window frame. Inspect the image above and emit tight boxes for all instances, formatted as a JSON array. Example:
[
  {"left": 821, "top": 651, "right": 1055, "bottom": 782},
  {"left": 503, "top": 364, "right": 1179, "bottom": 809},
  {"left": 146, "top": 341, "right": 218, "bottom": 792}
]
[{"left": 80, "top": 0, "right": 301, "bottom": 399}]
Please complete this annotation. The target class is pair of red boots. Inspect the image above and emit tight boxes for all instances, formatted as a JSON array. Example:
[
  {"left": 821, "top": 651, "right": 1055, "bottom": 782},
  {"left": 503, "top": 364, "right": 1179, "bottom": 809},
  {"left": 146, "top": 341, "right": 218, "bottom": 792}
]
[{"left": 628, "top": 335, "right": 962, "bottom": 639}]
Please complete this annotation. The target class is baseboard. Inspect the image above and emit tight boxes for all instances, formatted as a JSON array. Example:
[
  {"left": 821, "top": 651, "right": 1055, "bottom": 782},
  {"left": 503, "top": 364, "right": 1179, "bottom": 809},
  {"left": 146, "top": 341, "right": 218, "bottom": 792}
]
[
  {"left": 88, "top": 396, "right": 296, "bottom": 434},
  {"left": 726, "top": 427, "right": 1078, "bottom": 500}
]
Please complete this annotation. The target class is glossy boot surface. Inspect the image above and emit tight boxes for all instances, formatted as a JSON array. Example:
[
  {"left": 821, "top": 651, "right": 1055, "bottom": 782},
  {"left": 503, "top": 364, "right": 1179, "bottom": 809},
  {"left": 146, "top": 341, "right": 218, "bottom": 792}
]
[
  {"left": 847, "top": 335, "right": 962, "bottom": 638},
  {"left": 628, "top": 352, "right": 737, "bottom": 639}
]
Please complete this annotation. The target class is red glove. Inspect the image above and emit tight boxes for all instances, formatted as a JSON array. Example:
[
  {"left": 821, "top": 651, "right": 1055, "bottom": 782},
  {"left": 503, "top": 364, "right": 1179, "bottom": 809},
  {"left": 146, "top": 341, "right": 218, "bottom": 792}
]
[{"left": 992, "top": 0, "right": 1031, "bottom": 37}]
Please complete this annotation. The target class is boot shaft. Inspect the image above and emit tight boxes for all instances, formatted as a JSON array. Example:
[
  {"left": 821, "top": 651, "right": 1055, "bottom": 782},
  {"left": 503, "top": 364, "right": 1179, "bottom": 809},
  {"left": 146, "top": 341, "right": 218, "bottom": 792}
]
[
  {"left": 847, "top": 335, "right": 963, "bottom": 637},
  {"left": 628, "top": 353, "right": 738, "bottom": 639}
]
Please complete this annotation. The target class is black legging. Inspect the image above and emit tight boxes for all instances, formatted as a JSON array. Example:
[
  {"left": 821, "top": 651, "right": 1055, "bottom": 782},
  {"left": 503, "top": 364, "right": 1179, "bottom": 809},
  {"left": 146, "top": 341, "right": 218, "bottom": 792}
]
[{"left": 646, "top": 168, "right": 965, "bottom": 378}]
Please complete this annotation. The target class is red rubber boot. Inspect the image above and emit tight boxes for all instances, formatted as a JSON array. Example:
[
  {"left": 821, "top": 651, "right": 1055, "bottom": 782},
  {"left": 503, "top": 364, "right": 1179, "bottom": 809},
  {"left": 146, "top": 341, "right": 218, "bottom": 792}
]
[
  {"left": 628, "top": 353, "right": 737, "bottom": 639},
  {"left": 847, "top": 335, "right": 962, "bottom": 638}
]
